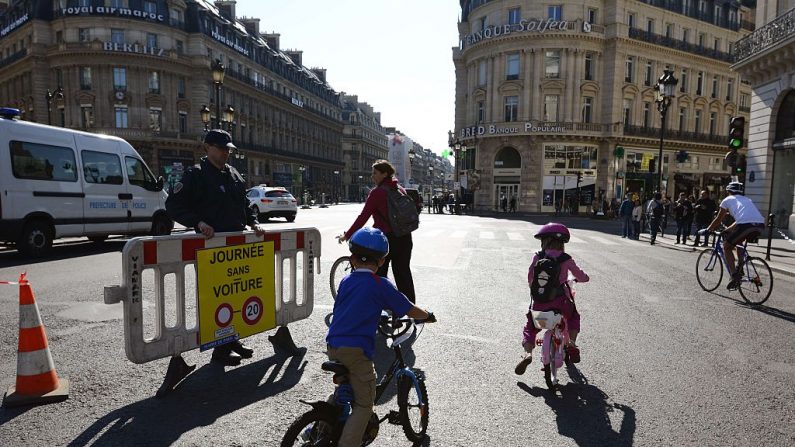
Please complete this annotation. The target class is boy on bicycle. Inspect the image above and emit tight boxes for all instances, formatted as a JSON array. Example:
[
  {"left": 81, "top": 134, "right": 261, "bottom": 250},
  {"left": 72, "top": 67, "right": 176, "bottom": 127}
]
[
  {"left": 327, "top": 227, "right": 434, "bottom": 447},
  {"left": 702, "top": 182, "right": 765, "bottom": 290}
]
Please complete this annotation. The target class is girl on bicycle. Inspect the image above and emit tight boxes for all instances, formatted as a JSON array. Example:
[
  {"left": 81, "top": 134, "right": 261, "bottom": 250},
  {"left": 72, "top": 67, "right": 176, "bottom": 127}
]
[{"left": 515, "top": 223, "right": 590, "bottom": 375}]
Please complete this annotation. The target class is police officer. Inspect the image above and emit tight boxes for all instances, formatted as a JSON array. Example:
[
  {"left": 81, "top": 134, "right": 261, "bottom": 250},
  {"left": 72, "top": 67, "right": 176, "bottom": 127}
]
[{"left": 166, "top": 129, "right": 266, "bottom": 366}]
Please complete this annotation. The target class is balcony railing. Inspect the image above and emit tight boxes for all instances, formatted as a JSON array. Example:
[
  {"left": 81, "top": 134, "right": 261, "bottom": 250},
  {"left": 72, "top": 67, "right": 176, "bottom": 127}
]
[
  {"left": 629, "top": 28, "right": 733, "bottom": 62},
  {"left": 0, "top": 48, "right": 27, "bottom": 67},
  {"left": 623, "top": 124, "right": 726, "bottom": 145},
  {"left": 732, "top": 7, "right": 795, "bottom": 63},
  {"left": 636, "top": 0, "right": 740, "bottom": 32}
]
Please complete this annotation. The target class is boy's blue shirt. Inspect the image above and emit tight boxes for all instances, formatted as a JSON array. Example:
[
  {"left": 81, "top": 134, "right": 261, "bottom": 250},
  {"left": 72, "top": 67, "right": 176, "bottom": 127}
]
[{"left": 326, "top": 268, "right": 413, "bottom": 359}]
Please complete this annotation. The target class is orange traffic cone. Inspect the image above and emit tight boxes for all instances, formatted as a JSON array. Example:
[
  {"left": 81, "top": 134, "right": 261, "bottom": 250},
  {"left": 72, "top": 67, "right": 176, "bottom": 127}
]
[{"left": 2, "top": 273, "right": 69, "bottom": 408}]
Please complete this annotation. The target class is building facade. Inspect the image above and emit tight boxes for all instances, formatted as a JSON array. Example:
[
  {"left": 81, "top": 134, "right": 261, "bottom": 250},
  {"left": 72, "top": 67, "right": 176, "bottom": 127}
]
[
  {"left": 454, "top": 0, "right": 754, "bottom": 213},
  {"left": 0, "top": 0, "right": 344, "bottom": 199},
  {"left": 340, "top": 94, "right": 388, "bottom": 201},
  {"left": 732, "top": 0, "right": 795, "bottom": 237}
]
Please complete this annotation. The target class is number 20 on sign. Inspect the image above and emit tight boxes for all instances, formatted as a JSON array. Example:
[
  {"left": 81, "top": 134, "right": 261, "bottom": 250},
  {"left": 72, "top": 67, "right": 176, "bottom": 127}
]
[{"left": 196, "top": 241, "right": 276, "bottom": 351}]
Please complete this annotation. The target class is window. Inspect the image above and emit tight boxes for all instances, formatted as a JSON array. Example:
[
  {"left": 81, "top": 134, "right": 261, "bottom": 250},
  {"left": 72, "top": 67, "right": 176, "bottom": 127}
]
[
  {"left": 714, "top": 38, "right": 720, "bottom": 51},
  {"left": 111, "top": 29, "right": 124, "bottom": 45},
  {"left": 125, "top": 157, "right": 156, "bottom": 189},
  {"left": 643, "top": 102, "right": 651, "bottom": 127},
  {"left": 627, "top": 13, "right": 635, "bottom": 29},
  {"left": 111, "top": 0, "right": 126, "bottom": 7},
  {"left": 644, "top": 61, "right": 652, "bottom": 86},
  {"left": 144, "top": 1, "right": 157, "bottom": 15},
  {"left": 148, "top": 71, "right": 160, "bottom": 94},
  {"left": 177, "top": 77, "right": 186, "bottom": 98},
  {"left": 175, "top": 40, "right": 184, "bottom": 54},
  {"left": 149, "top": 109, "right": 162, "bottom": 132},
  {"left": 478, "top": 60, "right": 487, "bottom": 86},
  {"left": 548, "top": 5, "right": 562, "bottom": 21},
  {"left": 711, "top": 76, "right": 718, "bottom": 98},
  {"left": 584, "top": 53, "right": 594, "bottom": 80},
  {"left": 696, "top": 71, "right": 703, "bottom": 95},
  {"left": 588, "top": 8, "right": 597, "bottom": 24},
  {"left": 115, "top": 106, "right": 128, "bottom": 128},
  {"left": 665, "top": 23, "right": 673, "bottom": 38},
  {"left": 147, "top": 33, "right": 158, "bottom": 49},
  {"left": 179, "top": 112, "right": 187, "bottom": 133},
  {"left": 679, "top": 107, "right": 686, "bottom": 131},
  {"left": 740, "top": 93, "right": 749, "bottom": 108},
  {"left": 508, "top": 7, "right": 521, "bottom": 25},
  {"left": 544, "top": 95, "right": 559, "bottom": 122},
  {"left": 582, "top": 97, "right": 593, "bottom": 123},
  {"left": 709, "top": 112, "right": 716, "bottom": 135},
  {"left": 56, "top": 30, "right": 63, "bottom": 44},
  {"left": 113, "top": 67, "right": 126, "bottom": 91},
  {"left": 625, "top": 56, "right": 634, "bottom": 83},
  {"left": 78, "top": 0, "right": 90, "bottom": 5},
  {"left": 477, "top": 101, "right": 485, "bottom": 122},
  {"left": 80, "top": 67, "right": 92, "bottom": 90},
  {"left": 170, "top": 9, "right": 184, "bottom": 24},
  {"left": 79, "top": 28, "right": 90, "bottom": 42},
  {"left": 715, "top": 5, "right": 723, "bottom": 25},
  {"left": 623, "top": 99, "right": 633, "bottom": 124},
  {"left": 698, "top": 33, "right": 705, "bottom": 47},
  {"left": 694, "top": 109, "right": 702, "bottom": 133},
  {"left": 82, "top": 151, "right": 123, "bottom": 185},
  {"left": 10, "top": 141, "right": 77, "bottom": 181},
  {"left": 680, "top": 69, "right": 688, "bottom": 93},
  {"left": 646, "top": 19, "right": 654, "bottom": 34},
  {"left": 683, "top": 28, "right": 690, "bottom": 43},
  {"left": 506, "top": 53, "right": 520, "bottom": 80},
  {"left": 504, "top": 95, "right": 518, "bottom": 122},
  {"left": 80, "top": 105, "right": 94, "bottom": 128},
  {"left": 726, "top": 79, "right": 734, "bottom": 101},
  {"left": 545, "top": 50, "right": 561, "bottom": 78}
]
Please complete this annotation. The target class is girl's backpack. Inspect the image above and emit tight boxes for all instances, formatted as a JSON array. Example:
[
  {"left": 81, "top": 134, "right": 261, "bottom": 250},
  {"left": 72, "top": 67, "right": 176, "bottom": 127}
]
[{"left": 530, "top": 250, "right": 571, "bottom": 303}]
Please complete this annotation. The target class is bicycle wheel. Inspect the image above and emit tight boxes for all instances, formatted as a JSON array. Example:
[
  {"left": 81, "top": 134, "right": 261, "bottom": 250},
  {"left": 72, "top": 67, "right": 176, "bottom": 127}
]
[
  {"left": 329, "top": 256, "right": 352, "bottom": 300},
  {"left": 280, "top": 409, "right": 338, "bottom": 446},
  {"left": 398, "top": 375, "right": 429, "bottom": 443},
  {"left": 738, "top": 257, "right": 773, "bottom": 305},
  {"left": 695, "top": 249, "right": 723, "bottom": 292}
]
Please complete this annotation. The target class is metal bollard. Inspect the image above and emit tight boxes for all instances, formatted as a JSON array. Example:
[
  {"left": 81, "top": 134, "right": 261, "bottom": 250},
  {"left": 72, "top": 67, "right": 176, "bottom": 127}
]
[{"left": 766, "top": 213, "right": 774, "bottom": 261}]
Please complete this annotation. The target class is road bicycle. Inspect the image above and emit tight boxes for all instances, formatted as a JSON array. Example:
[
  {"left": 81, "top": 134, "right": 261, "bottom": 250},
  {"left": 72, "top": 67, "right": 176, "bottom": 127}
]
[
  {"left": 329, "top": 235, "right": 351, "bottom": 300},
  {"left": 530, "top": 280, "right": 575, "bottom": 391},
  {"left": 280, "top": 313, "right": 436, "bottom": 446},
  {"left": 695, "top": 230, "right": 773, "bottom": 305}
]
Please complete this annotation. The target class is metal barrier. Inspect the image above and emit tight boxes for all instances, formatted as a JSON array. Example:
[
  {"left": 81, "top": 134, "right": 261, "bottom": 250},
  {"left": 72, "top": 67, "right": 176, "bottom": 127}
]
[{"left": 103, "top": 228, "right": 321, "bottom": 395}]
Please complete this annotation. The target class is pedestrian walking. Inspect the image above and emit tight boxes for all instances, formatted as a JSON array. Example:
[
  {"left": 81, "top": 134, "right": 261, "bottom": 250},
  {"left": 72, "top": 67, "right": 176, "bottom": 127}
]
[
  {"left": 500, "top": 194, "right": 508, "bottom": 213},
  {"left": 693, "top": 190, "right": 717, "bottom": 247},
  {"left": 661, "top": 195, "right": 672, "bottom": 237},
  {"left": 631, "top": 199, "right": 643, "bottom": 239},
  {"left": 646, "top": 193, "right": 664, "bottom": 245},
  {"left": 674, "top": 192, "right": 693, "bottom": 244},
  {"left": 165, "top": 129, "right": 267, "bottom": 366},
  {"left": 618, "top": 194, "right": 634, "bottom": 238},
  {"left": 509, "top": 195, "right": 517, "bottom": 213}
]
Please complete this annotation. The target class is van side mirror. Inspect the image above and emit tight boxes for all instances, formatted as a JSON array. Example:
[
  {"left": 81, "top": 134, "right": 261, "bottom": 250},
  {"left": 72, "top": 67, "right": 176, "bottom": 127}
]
[{"left": 156, "top": 176, "right": 165, "bottom": 191}]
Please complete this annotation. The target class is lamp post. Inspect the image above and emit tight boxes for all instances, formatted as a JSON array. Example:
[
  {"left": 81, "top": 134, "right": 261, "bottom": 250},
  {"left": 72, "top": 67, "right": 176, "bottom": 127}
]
[
  {"left": 45, "top": 87, "right": 63, "bottom": 126},
  {"left": 408, "top": 148, "right": 415, "bottom": 186},
  {"left": 357, "top": 175, "right": 363, "bottom": 202},
  {"left": 200, "top": 105, "right": 211, "bottom": 133},
  {"left": 655, "top": 69, "right": 678, "bottom": 195},
  {"left": 333, "top": 170, "right": 340, "bottom": 204},
  {"left": 211, "top": 59, "right": 225, "bottom": 128},
  {"left": 223, "top": 104, "right": 235, "bottom": 133},
  {"left": 428, "top": 165, "right": 434, "bottom": 208},
  {"left": 299, "top": 165, "right": 310, "bottom": 208}
]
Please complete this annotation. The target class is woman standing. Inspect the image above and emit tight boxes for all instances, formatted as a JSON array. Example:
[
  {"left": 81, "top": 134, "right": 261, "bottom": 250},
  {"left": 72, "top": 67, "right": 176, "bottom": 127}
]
[{"left": 341, "top": 160, "right": 416, "bottom": 303}]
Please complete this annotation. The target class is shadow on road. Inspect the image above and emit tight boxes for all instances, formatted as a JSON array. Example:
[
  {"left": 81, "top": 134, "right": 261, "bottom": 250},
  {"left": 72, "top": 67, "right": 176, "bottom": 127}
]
[
  {"left": 66, "top": 349, "right": 307, "bottom": 446},
  {"left": 0, "top": 239, "right": 127, "bottom": 268},
  {"left": 517, "top": 366, "right": 636, "bottom": 447},
  {"left": 711, "top": 292, "right": 795, "bottom": 323},
  {"left": 372, "top": 330, "right": 416, "bottom": 406}
]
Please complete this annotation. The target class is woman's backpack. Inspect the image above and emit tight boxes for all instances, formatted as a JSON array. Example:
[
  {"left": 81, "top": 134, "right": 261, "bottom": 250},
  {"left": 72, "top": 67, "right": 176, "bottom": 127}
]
[
  {"left": 380, "top": 185, "right": 419, "bottom": 237},
  {"left": 530, "top": 251, "right": 571, "bottom": 303}
]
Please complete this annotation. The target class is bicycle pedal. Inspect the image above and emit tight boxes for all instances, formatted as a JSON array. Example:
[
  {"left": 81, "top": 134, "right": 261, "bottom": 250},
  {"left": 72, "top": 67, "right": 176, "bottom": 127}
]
[{"left": 387, "top": 410, "right": 402, "bottom": 425}]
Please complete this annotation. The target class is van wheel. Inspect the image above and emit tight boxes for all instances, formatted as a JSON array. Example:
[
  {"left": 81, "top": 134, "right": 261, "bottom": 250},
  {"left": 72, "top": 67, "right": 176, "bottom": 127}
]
[
  {"left": 286, "top": 215, "right": 296, "bottom": 223},
  {"left": 88, "top": 235, "right": 108, "bottom": 243},
  {"left": 151, "top": 215, "right": 173, "bottom": 236},
  {"left": 18, "top": 220, "right": 53, "bottom": 258}
]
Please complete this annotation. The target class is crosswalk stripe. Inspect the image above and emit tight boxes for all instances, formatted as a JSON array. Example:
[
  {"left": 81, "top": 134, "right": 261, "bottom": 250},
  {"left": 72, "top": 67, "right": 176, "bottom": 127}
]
[
  {"left": 507, "top": 232, "right": 525, "bottom": 241},
  {"left": 588, "top": 236, "right": 618, "bottom": 245},
  {"left": 450, "top": 230, "right": 467, "bottom": 238},
  {"left": 480, "top": 231, "right": 495, "bottom": 239},
  {"left": 568, "top": 236, "right": 585, "bottom": 243}
]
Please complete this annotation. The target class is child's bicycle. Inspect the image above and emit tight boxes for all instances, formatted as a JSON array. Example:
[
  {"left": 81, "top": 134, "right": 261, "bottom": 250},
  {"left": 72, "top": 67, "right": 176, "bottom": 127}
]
[
  {"left": 695, "top": 230, "right": 773, "bottom": 305},
  {"left": 329, "top": 234, "right": 351, "bottom": 300},
  {"left": 281, "top": 313, "right": 436, "bottom": 446},
  {"left": 530, "top": 280, "right": 576, "bottom": 391}
]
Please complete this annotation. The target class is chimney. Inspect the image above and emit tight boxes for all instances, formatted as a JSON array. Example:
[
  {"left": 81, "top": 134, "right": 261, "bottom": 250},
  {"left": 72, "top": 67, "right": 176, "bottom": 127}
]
[
  {"left": 285, "top": 50, "right": 303, "bottom": 66},
  {"left": 240, "top": 17, "right": 260, "bottom": 35},
  {"left": 262, "top": 32, "right": 280, "bottom": 50},
  {"left": 214, "top": 1, "right": 236, "bottom": 20},
  {"left": 310, "top": 68, "right": 327, "bottom": 82}
]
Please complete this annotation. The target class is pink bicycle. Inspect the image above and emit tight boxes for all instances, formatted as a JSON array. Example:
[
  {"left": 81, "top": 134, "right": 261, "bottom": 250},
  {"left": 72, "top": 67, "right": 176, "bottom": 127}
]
[{"left": 530, "top": 280, "right": 575, "bottom": 391}]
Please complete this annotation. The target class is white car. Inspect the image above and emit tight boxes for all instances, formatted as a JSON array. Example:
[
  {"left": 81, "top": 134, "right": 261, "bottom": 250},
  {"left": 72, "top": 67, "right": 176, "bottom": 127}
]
[{"left": 246, "top": 186, "right": 297, "bottom": 222}]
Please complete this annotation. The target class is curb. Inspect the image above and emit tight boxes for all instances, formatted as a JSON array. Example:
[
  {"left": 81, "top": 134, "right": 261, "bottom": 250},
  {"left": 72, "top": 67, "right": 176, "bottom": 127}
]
[{"left": 638, "top": 234, "right": 795, "bottom": 279}]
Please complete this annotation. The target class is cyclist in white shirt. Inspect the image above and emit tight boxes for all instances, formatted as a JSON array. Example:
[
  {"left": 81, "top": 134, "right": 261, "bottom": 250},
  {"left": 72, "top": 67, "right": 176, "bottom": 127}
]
[{"left": 702, "top": 182, "right": 765, "bottom": 290}]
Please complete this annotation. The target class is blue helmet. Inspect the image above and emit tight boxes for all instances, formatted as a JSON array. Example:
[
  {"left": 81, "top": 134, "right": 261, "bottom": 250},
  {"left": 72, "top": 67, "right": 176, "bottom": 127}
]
[{"left": 348, "top": 227, "right": 389, "bottom": 261}]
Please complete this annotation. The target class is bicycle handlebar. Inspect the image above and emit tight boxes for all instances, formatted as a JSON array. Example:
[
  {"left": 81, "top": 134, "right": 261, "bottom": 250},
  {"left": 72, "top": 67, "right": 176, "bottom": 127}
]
[{"left": 377, "top": 312, "right": 436, "bottom": 338}]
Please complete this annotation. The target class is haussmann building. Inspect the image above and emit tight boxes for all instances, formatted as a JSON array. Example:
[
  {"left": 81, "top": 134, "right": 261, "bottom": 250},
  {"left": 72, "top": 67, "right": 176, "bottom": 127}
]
[{"left": 453, "top": 0, "right": 754, "bottom": 213}]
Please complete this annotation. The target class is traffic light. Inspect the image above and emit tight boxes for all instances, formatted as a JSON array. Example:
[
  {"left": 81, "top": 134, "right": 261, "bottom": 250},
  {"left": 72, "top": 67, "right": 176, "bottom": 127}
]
[
  {"left": 735, "top": 154, "right": 747, "bottom": 175},
  {"left": 725, "top": 149, "right": 738, "bottom": 169},
  {"left": 728, "top": 116, "right": 745, "bottom": 149},
  {"left": 648, "top": 158, "right": 656, "bottom": 173}
]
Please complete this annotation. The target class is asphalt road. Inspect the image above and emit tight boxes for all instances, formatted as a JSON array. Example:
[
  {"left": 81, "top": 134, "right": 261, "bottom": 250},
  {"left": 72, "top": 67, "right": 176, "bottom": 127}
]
[{"left": 0, "top": 204, "right": 793, "bottom": 446}]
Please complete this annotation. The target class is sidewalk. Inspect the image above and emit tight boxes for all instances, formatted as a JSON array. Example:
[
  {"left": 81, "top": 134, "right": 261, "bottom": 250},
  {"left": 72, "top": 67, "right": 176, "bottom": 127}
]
[{"left": 638, "top": 231, "right": 795, "bottom": 278}]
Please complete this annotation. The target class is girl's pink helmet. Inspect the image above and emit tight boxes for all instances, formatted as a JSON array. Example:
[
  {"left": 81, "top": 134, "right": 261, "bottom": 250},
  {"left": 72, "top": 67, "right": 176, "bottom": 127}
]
[{"left": 534, "top": 222, "right": 570, "bottom": 243}]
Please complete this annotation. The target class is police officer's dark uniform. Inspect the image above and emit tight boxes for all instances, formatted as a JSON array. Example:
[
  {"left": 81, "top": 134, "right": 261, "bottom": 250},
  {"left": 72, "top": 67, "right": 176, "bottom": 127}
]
[{"left": 166, "top": 129, "right": 258, "bottom": 366}]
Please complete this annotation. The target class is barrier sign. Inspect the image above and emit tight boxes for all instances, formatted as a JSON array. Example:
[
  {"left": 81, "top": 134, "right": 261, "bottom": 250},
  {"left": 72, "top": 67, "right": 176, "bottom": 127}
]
[{"left": 196, "top": 241, "right": 276, "bottom": 351}]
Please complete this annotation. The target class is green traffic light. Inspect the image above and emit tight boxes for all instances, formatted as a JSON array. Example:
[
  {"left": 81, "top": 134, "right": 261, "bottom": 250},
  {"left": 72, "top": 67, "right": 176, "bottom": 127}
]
[{"left": 730, "top": 138, "right": 742, "bottom": 148}]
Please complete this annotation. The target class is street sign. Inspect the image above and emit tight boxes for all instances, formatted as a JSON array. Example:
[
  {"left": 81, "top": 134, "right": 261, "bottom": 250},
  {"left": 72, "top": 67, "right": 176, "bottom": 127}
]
[{"left": 196, "top": 241, "right": 276, "bottom": 351}]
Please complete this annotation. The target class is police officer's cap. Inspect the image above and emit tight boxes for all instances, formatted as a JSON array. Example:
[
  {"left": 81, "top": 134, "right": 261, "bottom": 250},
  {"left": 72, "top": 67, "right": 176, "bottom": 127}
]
[{"left": 204, "top": 129, "right": 236, "bottom": 149}]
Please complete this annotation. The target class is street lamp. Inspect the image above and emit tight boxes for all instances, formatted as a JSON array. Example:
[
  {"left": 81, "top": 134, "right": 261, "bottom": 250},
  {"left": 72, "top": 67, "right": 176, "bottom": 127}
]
[
  {"left": 223, "top": 105, "right": 235, "bottom": 132},
  {"left": 298, "top": 165, "right": 310, "bottom": 208},
  {"left": 333, "top": 170, "right": 340, "bottom": 204},
  {"left": 200, "top": 105, "right": 211, "bottom": 133},
  {"left": 655, "top": 69, "right": 678, "bottom": 195},
  {"left": 211, "top": 59, "right": 225, "bottom": 127},
  {"left": 45, "top": 87, "right": 63, "bottom": 126},
  {"left": 408, "top": 148, "right": 415, "bottom": 186},
  {"left": 357, "top": 175, "right": 363, "bottom": 202}
]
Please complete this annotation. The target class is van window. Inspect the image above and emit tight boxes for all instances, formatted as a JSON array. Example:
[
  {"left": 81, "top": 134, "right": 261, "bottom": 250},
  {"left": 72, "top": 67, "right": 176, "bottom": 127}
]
[
  {"left": 82, "top": 150, "right": 123, "bottom": 184},
  {"left": 10, "top": 141, "right": 77, "bottom": 181},
  {"left": 125, "top": 156, "right": 156, "bottom": 189}
]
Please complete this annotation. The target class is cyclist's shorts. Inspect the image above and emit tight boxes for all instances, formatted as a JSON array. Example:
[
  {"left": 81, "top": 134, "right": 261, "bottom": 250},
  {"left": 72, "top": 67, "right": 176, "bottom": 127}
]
[{"left": 725, "top": 223, "right": 764, "bottom": 246}]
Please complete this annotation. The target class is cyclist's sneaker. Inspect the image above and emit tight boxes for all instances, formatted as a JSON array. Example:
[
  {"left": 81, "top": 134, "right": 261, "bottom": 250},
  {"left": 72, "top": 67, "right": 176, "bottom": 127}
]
[
  {"left": 514, "top": 355, "right": 532, "bottom": 375},
  {"left": 566, "top": 345, "right": 581, "bottom": 363},
  {"left": 726, "top": 274, "right": 742, "bottom": 291}
]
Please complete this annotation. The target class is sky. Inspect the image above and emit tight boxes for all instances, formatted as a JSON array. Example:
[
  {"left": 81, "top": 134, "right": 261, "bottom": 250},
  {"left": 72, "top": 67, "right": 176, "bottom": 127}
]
[{"left": 235, "top": 1, "right": 461, "bottom": 155}]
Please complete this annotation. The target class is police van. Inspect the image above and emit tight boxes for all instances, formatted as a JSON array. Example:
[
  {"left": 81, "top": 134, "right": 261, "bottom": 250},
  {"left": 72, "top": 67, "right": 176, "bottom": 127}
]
[{"left": 0, "top": 108, "right": 172, "bottom": 257}]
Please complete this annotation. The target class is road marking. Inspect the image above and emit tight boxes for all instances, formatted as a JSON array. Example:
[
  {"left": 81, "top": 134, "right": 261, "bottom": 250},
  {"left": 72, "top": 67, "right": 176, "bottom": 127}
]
[
  {"left": 438, "top": 333, "right": 500, "bottom": 345},
  {"left": 451, "top": 230, "right": 467, "bottom": 238},
  {"left": 420, "top": 229, "right": 444, "bottom": 238},
  {"left": 589, "top": 236, "right": 617, "bottom": 245},
  {"left": 507, "top": 232, "right": 525, "bottom": 241},
  {"left": 480, "top": 231, "right": 495, "bottom": 239},
  {"left": 568, "top": 235, "right": 585, "bottom": 243}
]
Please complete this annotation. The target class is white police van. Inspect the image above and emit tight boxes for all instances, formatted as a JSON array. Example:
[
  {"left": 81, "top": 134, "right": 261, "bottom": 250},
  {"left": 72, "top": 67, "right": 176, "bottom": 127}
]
[{"left": 0, "top": 108, "right": 172, "bottom": 257}]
